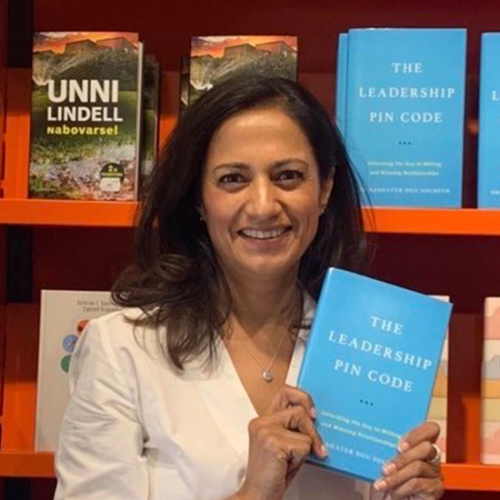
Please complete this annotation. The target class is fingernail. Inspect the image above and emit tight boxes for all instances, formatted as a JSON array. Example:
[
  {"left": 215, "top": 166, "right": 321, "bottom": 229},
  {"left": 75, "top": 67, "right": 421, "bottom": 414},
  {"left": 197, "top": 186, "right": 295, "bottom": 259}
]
[
  {"left": 398, "top": 440, "right": 410, "bottom": 453},
  {"left": 320, "top": 444, "right": 329, "bottom": 457},
  {"left": 383, "top": 462, "right": 396, "bottom": 475},
  {"left": 374, "top": 479, "right": 388, "bottom": 491},
  {"left": 310, "top": 407, "right": 317, "bottom": 419}
]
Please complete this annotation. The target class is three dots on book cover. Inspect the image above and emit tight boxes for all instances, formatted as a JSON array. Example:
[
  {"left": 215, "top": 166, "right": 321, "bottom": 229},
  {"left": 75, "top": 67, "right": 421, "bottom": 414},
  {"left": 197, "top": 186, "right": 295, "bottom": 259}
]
[{"left": 60, "top": 319, "right": 89, "bottom": 373}]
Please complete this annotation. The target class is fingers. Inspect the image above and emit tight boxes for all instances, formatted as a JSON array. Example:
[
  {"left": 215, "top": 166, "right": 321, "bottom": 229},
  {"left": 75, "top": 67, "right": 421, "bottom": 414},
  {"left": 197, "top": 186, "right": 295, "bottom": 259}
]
[
  {"left": 398, "top": 421, "right": 440, "bottom": 453},
  {"left": 382, "top": 440, "right": 440, "bottom": 477},
  {"left": 284, "top": 405, "right": 328, "bottom": 459},
  {"left": 266, "top": 385, "right": 317, "bottom": 420}
]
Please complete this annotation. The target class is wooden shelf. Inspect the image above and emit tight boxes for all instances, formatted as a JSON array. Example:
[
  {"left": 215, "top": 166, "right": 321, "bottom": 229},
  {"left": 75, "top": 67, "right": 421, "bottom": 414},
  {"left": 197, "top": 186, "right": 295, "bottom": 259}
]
[
  {"left": 0, "top": 451, "right": 54, "bottom": 478},
  {"left": 0, "top": 199, "right": 138, "bottom": 227},
  {"left": 0, "top": 452, "right": 498, "bottom": 490},
  {"left": 1, "top": 201, "right": 500, "bottom": 234}
]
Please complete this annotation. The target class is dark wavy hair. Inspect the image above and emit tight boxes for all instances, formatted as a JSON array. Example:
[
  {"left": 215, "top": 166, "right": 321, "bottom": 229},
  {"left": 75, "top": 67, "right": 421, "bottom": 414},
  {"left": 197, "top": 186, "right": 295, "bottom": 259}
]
[{"left": 112, "top": 75, "right": 367, "bottom": 369}]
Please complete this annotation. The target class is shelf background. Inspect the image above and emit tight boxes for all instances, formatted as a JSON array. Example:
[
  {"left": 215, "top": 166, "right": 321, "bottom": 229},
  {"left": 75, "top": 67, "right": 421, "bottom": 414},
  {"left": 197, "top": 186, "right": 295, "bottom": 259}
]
[{"left": 3, "top": 0, "right": 500, "bottom": 498}]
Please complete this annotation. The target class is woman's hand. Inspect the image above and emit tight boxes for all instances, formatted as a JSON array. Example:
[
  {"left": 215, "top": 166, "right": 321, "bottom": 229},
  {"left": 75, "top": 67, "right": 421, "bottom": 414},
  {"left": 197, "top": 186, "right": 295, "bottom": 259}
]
[
  {"left": 238, "top": 385, "right": 328, "bottom": 500},
  {"left": 372, "top": 422, "right": 444, "bottom": 499}
]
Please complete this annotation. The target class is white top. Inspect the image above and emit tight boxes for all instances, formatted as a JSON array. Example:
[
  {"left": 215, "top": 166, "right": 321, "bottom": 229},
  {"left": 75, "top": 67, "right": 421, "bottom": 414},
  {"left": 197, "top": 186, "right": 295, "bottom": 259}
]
[{"left": 54, "top": 307, "right": 383, "bottom": 500}]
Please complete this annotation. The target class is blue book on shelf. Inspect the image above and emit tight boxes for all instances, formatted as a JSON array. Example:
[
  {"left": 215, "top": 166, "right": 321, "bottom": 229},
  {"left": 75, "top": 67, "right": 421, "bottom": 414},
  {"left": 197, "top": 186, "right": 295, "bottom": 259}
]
[
  {"left": 297, "top": 268, "right": 452, "bottom": 482},
  {"left": 478, "top": 33, "right": 500, "bottom": 208},
  {"left": 343, "top": 28, "right": 466, "bottom": 207},
  {"left": 335, "top": 33, "right": 348, "bottom": 136}
]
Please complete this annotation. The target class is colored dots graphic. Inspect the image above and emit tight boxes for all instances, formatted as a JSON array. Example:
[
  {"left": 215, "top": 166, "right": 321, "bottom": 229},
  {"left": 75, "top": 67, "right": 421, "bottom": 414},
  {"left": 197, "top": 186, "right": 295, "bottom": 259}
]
[
  {"left": 63, "top": 334, "right": 79, "bottom": 353},
  {"left": 61, "top": 355, "right": 71, "bottom": 373}
]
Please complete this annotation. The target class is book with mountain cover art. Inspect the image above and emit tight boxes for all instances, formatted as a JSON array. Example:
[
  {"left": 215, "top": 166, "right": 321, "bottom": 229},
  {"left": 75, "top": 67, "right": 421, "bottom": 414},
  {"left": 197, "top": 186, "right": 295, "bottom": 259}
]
[
  {"left": 339, "top": 29, "right": 466, "bottom": 208},
  {"left": 298, "top": 268, "right": 452, "bottom": 482},
  {"left": 478, "top": 34, "right": 500, "bottom": 208},
  {"left": 481, "top": 297, "right": 500, "bottom": 464},
  {"left": 139, "top": 54, "right": 160, "bottom": 197},
  {"left": 189, "top": 36, "right": 298, "bottom": 105},
  {"left": 29, "top": 32, "right": 144, "bottom": 200}
]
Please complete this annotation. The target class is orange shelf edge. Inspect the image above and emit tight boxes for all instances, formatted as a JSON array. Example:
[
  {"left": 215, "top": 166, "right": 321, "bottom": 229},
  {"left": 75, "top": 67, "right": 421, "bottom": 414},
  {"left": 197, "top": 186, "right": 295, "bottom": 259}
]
[
  {"left": 0, "top": 451, "right": 54, "bottom": 478},
  {"left": 0, "top": 199, "right": 139, "bottom": 227},
  {"left": 0, "top": 454, "right": 498, "bottom": 490},
  {"left": 2, "top": 202, "right": 500, "bottom": 234}
]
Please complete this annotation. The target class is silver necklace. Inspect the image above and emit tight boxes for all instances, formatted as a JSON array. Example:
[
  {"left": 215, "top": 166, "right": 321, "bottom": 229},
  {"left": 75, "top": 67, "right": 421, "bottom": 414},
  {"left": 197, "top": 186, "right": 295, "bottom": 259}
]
[{"left": 239, "top": 330, "right": 289, "bottom": 383}]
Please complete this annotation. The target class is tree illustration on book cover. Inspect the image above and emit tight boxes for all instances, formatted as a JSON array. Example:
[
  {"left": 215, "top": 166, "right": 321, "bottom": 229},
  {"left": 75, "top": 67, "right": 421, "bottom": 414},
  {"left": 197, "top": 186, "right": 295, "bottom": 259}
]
[
  {"left": 189, "top": 36, "right": 297, "bottom": 106},
  {"left": 29, "top": 32, "right": 143, "bottom": 200}
]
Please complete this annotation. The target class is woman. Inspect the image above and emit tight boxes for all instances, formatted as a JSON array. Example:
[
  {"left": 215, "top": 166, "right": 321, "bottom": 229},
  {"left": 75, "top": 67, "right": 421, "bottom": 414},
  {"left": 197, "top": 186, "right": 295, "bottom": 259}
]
[{"left": 54, "top": 76, "right": 444, "bottom": 500}]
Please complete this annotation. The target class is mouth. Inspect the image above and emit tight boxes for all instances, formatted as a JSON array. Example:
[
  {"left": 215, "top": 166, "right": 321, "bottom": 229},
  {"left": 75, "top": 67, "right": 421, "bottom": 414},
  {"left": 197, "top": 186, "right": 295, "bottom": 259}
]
[{"left": 238, "top": 227, "right": 292, "bottom": 241}]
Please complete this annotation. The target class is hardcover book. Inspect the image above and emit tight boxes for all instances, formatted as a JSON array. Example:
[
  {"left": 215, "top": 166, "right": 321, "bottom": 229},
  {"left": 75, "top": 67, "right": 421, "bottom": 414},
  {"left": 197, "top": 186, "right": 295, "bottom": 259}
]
[
  {"left": 139, "top": 54, "right": 160, "bottom": 196},
  {"left": 297, "top": 268, "right": 452, "bottom": 482},
  {"left": 335, "top": 33, "right": 348, "bottom": 136},
  {"left": 427, "top": 296, "right": 450, "bottom": 463},
  {"left": 478, "top": 34, "right": 500, "bottom": 208},
  {"left": 189, "top": 36, "right": 298, "bottom": 105},
  {"left": 29, "top": 32, "right": 144, "bottom": 200},
  {"left": 339, "top": 28, "right": 466, "bottom": 207},
  {"left": 35, "top": 290, "right": 121, "bottom": 452},
  {"left": 481, "top": 297, "right": 500, "bottom": 464}
]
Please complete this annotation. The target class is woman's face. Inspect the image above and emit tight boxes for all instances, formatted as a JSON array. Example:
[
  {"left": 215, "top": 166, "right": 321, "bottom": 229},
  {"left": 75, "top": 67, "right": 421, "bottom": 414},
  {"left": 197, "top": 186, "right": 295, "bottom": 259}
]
[{"left": 201, "top": 106, "right": 333, "bottom": 283}]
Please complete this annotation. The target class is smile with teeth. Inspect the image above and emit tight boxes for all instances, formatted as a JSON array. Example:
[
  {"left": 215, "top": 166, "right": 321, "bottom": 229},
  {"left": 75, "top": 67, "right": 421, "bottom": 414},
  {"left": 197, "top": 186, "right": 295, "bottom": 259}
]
[{"left": 240, "top": 227, "right": 291, "bottom": 240}]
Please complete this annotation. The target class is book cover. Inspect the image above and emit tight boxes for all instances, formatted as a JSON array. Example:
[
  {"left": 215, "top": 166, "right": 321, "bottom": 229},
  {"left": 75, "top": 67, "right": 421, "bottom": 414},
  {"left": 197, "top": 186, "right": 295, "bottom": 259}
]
[
  {"left": 29, "top": 32, "right": 144, "bottom": 200},
  {"left": 427, "top": 296, "right": 450, "bottom": 463},
  {"left": 481, "top": 297, "right": 500, "bottom": 464},
  {"left": 297, "top": 268, "right": 452, "bottom": 482},
  {"left": 478, "top": 34, "right": 500, "bottom": 208},
  {"left": 35, "top": 290, "right": 121, "bottom": 452},
  {"left": 139, "top": 54, "right": 160, "bottom": 197},
  {"left": 189, "top": 36, "right": 298, "bottom": 105},
  {"left": 343, "top": 28, "right": 466, "bottom": 208},
  {"left": 179, "top": 55, "right": 190, "bottom": 117},
  {"left": 335, "top": 33, "right": 348, "bottom": 136}
]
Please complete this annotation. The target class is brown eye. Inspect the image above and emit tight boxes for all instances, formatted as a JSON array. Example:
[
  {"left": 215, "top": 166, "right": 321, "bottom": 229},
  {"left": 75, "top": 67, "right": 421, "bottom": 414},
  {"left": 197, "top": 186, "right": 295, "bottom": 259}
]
[
  {"left": 219, "top": 173, "right": 246, "bottom": 184},
  {"left": 275, "top": 170, "right": 304, "bottom": 182}
]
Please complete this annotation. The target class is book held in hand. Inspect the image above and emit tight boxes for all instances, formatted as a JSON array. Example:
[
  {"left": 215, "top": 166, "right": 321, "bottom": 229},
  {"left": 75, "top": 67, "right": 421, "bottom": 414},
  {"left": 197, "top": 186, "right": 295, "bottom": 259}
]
[
  {"left": 29, "top": 32, "right": 144, "bottom": 200},
  {"left": 35, "top": 290, "right": 121, "bottom": 452},
  {"left": 337, "top": 28, "right": 466, "bottom": 208},
  {"left": 297, "top": 268, "right": 452, "bottom": 482}
]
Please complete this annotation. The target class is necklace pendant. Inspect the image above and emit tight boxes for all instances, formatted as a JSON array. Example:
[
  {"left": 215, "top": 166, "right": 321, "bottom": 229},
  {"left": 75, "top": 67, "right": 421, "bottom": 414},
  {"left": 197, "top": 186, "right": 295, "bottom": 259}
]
[{"left": 262, "top": 370, "right": 273, "bottom": 383}]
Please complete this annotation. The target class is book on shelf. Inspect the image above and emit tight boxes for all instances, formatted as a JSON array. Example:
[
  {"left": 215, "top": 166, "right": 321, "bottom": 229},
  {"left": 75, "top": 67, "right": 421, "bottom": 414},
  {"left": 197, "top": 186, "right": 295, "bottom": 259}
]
[
  {"left": 139, "top": 54, "right": 160, "bottom": 196},
  {"left": 189, "top": 35, "right": 298, "bottom": 106},
  {"left": 478, "top": 33, "right": 500, "bottom": 208},
  {"left": 35, "top": 290, "right": 121, "bottom": 452},
  {"left": 335, "top": 33, "right": 348, "bottom": 137},
  {"left": 179, "top": 55, "right": 190, "bottom": 117},
  {"left": 29, "top": 31, "right": 144, "bottom": 201},
  {"left": 337, "top": 28, "right": 466, "bottom": 208},
  {"left": 427, "top": 295, "right": 450, "bottom": 463},
  {"left": 297, "top": 268, "right": 452, "bottom": 482},
  {"left": 481, "top": 297, "right": 500, "bottom": 464}
]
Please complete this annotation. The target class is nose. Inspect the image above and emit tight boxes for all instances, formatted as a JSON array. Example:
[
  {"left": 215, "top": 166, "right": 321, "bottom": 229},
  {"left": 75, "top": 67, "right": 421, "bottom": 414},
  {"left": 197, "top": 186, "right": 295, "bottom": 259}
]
[{"left": 245, "top": 176, "right": 281, "bottom": 220}]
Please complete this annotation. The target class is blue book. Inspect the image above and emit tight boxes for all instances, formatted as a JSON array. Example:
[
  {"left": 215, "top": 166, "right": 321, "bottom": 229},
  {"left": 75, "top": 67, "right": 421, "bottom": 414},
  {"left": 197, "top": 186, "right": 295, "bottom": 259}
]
[
  {"left": 478, "top": 33, "right": 500, "bottom": 208},
  {"left": 343, "top": 28, "right": 466, "bottom": 207},
  {"left": 297, "top": 268, "right": 452, "bottom": 482},
  {"left": 335, "top": 33, "right": 348, "bottom": 136}
]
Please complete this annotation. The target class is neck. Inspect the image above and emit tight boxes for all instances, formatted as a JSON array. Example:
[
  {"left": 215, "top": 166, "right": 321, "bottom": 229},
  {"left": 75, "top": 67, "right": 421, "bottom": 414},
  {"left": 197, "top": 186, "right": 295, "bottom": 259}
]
[{"left": 221, "top": 268, "right": 301, "bottom": 345}]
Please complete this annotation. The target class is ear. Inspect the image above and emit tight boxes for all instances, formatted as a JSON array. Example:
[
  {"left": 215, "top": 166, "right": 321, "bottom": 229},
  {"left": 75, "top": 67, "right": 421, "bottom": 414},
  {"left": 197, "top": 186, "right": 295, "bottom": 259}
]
[{"left": 319, "top": 167, "right": 335, "bottom": 214}]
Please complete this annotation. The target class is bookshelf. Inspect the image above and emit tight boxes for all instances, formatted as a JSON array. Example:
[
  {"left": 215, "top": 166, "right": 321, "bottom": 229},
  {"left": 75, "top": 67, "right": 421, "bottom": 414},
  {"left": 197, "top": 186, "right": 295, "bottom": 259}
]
[{"left": 2, "top": 0, "right": 500, "bottom": 499}]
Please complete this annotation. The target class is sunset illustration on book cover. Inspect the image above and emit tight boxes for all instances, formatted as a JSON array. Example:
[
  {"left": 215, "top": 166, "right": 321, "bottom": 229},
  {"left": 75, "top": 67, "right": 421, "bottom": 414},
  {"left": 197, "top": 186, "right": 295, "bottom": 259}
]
[
  {"left": 29, "top": 32, "right": 143, "bottom": 200},
  {"left": 189, "top": 35, "right": 297, "bottom": 105}
]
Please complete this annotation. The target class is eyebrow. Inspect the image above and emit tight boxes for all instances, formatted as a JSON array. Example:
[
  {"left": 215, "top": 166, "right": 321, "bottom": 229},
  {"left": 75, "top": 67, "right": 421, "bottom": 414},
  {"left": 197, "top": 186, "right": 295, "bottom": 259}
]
[{"left": 212, "top": 158, "right": 310, "bottom": 172}]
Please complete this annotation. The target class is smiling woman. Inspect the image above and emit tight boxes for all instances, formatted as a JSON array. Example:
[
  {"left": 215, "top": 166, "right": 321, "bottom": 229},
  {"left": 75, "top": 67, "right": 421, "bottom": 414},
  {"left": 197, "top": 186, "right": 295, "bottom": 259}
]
[{"left": 53, "top": 76, "right": 444, "bottom": 500}]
